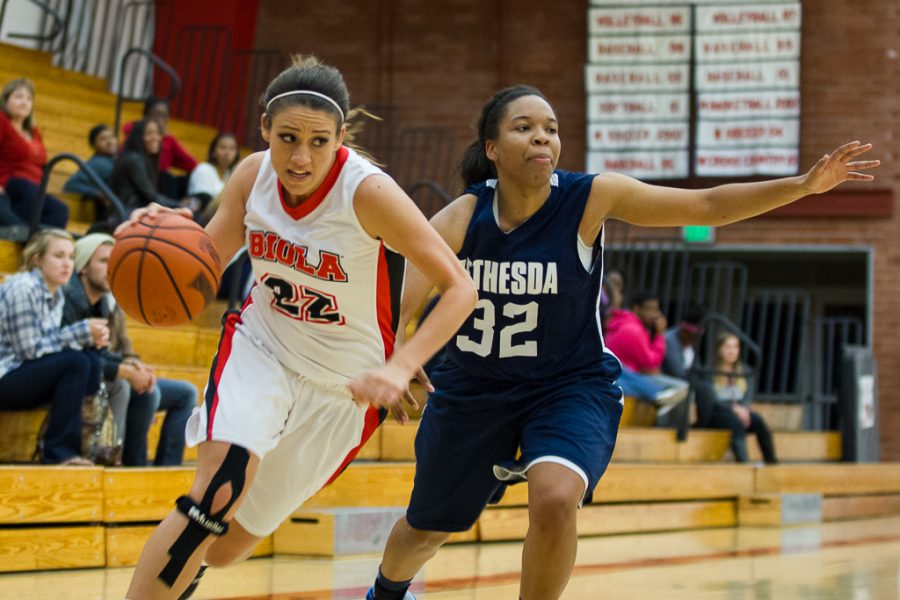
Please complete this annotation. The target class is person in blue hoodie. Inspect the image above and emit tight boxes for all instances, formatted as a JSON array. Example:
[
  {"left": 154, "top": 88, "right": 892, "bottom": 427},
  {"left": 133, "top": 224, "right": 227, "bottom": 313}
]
[{"left": 63, "top": 124, "right": 118, "bottom": 199}]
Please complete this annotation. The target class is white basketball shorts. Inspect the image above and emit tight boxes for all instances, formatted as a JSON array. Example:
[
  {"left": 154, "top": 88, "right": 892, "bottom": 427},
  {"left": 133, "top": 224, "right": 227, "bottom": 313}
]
[{"left": 185, "top": 313, "right": 381, "bottom": 536}]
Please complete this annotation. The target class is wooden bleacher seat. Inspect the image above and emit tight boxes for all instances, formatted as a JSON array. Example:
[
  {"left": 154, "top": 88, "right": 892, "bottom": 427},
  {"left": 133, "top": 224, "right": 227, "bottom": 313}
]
[
  {"left": 1, "top": 449, "right": 899, "bottom": 571},
  {"left": 0, "top": 240, "right": 20, "bottom": 273},
  {"left": 378, "top": 418, "right": 842, "bottom": 465}
]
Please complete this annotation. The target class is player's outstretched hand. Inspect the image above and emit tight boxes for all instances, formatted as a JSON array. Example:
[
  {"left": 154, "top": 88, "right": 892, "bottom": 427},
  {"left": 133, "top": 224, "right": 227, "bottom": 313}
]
[
  {"left": 802, "top": 141, "right": 880, "bottom": 195},
  {"left": 113, "top": 202, "right": 193, "bottom": 237},
  {"left": 348, "top": 362, "right": 422, "bottom": 425}
]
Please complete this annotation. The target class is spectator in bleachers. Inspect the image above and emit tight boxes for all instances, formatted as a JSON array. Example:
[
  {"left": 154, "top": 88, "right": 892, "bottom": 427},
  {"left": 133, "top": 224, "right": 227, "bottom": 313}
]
[
  {"left": 109, "top": 119, "right": 182, "bottom": 211},
  {"left": 598, "top": 269, "right": 623, "bottom": 329},
  {"left": 123, "top": 96, "right": 197, "bottom": 199},
  {"left": 0, "top": 79, "right": 68, "bottom": 229},
  {"left": 63, "top": 124, "right": 118, "bottom": 199},
  {"left": 662, "top": 305, "right": 705, "bottom": 380},
  {"left": 662, "top": 305, "right": 719, "bottom": 426},
  {"left": 0, "top": 229, "right": 108, "bottom": 465},
  {"left": 605, "top": 289, "right": 688, "bottom": 410},
  {"left": 62, "top": 233, "right": 198, "bottom": 466},
  {"left": 187, "top": 131, "right": 239, "bottom": 223},
  {"left": 707, "top": 333, "right": 777, "bottom": 464}
]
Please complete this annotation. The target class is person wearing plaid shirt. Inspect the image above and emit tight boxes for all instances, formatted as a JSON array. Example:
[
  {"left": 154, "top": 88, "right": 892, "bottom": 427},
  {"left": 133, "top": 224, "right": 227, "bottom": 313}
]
[{"left": 0, "top": 229, "right": 109, "bottom": 464}]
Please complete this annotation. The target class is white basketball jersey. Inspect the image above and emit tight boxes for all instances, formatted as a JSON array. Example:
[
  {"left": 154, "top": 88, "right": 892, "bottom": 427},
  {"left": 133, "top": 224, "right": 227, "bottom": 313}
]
[{"left": 240, "top": 146, "right": 405, "bottom": 386}]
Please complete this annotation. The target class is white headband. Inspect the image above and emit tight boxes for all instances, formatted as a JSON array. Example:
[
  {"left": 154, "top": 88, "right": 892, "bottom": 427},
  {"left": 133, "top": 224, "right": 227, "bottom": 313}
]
[{"left": 265, "top": 90, "right": 345, "bottom": 122}]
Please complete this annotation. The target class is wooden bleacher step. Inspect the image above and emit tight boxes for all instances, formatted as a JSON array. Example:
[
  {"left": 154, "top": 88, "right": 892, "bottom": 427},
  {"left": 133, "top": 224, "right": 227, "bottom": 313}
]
[
  {"left": 128, "top": 324, "right": 221, "bottom": 369},
  {"left": 274, "top": 508, "right": 477, "bottom": 557},
  {"left": 738, "top": 493, "right": 824, "bottom": 527},
  {"left": 104, "top": 525, "right": 272, "bottom": 568},
  {"left": 479, "top": 500, "right": 736, "bottom": 541},
  {"left": 1, "top": 42, "right": 221, "bottom": 174},
  {"left": 0, "top": 240, "right": 21, "bottom": 273},
  {"left": 2, "top": 463, "right": 900, "bottom": 572},
  {"left": 0, "top": 526, "right": 105, "bottom": 571},
  {"left": 379, "top": 420, "right": 843, "bottom": 464}
]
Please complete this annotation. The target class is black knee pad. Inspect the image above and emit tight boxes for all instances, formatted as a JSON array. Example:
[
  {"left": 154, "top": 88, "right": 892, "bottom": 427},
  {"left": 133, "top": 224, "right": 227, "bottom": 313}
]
[{"left": 158, "top": 445, "right": 250, "bottom": 587}]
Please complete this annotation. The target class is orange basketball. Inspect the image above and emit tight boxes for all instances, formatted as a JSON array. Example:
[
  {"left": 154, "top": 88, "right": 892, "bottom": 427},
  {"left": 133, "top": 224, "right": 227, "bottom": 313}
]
[{"left": 109, "top": 213, "right": 222, "bottom": 326}]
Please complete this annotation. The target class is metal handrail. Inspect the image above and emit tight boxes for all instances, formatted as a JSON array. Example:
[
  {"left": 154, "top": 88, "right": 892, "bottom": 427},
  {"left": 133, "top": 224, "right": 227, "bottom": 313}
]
[
  {"left": 114, "top": 47, "right": 181, "bottom": 134},
  {"left": 0, "top": 0, "right": 66, "bottom": 52},
  {"left": 32, "top": 153, "right": 127, "bottom": 236},
  {"left": 407, "top": 180, "right": 454, "bottom": 205}
]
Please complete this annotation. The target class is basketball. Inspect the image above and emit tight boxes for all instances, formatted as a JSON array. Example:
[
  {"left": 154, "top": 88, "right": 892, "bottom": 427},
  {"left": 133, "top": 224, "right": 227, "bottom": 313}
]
[{"left": 109, "top": 213, "right": 222, "bottom": 327}]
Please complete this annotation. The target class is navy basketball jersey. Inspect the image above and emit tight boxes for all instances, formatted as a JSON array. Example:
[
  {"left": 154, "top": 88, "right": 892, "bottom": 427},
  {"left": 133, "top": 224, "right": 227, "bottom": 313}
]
[{"left": 434, "top": 170, "right": 620, "bottom": 387}]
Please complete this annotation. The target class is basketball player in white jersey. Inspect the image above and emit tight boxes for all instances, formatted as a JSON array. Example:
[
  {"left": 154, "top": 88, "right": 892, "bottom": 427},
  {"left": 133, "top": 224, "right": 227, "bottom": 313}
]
[{"left": 122, "top": 56, "right": 477, "bottom": 600}]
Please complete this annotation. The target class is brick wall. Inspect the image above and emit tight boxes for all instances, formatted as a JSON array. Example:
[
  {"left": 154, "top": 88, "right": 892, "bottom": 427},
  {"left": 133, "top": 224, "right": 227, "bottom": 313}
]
[{"left": 254, "top": 1, "right": 900, "bottom": 458}]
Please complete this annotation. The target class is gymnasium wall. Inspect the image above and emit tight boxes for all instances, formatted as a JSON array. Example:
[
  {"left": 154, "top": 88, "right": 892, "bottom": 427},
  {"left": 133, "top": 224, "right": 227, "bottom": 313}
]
[
  {"left": 250, "top": 1, "right": 900, "bottom": 458},
  {"left": 153, "top": 0, "right": 261, "bottom": 137}
]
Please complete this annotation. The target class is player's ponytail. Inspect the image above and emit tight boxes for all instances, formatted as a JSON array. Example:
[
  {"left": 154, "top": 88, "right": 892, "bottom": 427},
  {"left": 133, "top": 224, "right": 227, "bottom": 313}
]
[{"left": 460, "top": 84, "right": 549, "bottom": 187}]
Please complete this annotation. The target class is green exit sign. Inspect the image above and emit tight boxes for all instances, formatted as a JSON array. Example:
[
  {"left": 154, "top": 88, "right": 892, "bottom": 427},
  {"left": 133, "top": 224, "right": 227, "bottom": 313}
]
[{"left": 682, "top": 225, "right": 715, "bottom": 243}]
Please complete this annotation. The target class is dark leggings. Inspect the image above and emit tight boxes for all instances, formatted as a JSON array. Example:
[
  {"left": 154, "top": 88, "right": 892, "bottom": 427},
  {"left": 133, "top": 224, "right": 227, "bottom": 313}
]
[
  {"left": 5, "top": 177, "right": 69, "bottom": 229},
  {"left": 0, "top": 192, "right": 26, "bottom": 226},
  {"left": 0, "top": 350, "right": 100, "bottom": 463},
  {"left": 706, "top": 403, "right": 778, "bottom": 464}
]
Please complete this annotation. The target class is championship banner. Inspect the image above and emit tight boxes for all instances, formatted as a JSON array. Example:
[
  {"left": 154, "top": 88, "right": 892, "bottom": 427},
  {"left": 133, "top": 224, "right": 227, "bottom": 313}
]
[
  {"left": 586, "top": 64, "right": 691, "bottom": 93},
  {"left": 588, "top": 122, "right": 690, "bottom": 150},
  {"left": 588, "top": 6, "right": 690, "bottom": 34},
  {"left": 586, "top": 1, "right": 800, "bottom": 179},
  {"left": 695, "top": 60, "right": 799, "bottom": 91},
  {"left": 695, "top": 3, "right": 802, "bottom": 31},
  {"left": 695, "top": 31, "right": 800, "bottom": 61},
  {"left": 588, "top": 93, "right": 690, "bottom": 121},
  {"left": 587, "top": 150, "right": 689, "bottom": 179},
  {"left": 696, "top": 119, "right": 799, "bottom": 149},
  {"left": 695, "top": 148, "right": 799, "bottom": 176},
  {"left": 589, "top": 34, "right": 691, "bottom": 63},
  {"left": 697, "top": 91, "right": 800, "bottom": 117}
]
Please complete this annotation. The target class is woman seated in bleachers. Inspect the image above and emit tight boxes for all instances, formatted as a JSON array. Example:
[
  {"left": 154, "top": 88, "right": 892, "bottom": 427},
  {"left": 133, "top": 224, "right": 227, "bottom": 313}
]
[
  {"left": 0, "top": 229, "right": 109, "bottom": 465},
  {"left": 706, "top": 333, "right": 778, "bottom": 464},
  {"left": 187, "top": 131, "right": 239, "bottom": 224},
  {"left": 122, "top": 96, "right": 197, "bottom": 199},
  {"left": 109, "top": 119, "right": 184, "bottom": 212},
  {"left": 0, "top": 79, "right": 69, "bottom": 229}
]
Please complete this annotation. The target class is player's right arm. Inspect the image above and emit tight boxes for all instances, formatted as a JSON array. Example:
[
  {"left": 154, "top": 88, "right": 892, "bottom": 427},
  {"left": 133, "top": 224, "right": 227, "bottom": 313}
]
[{"left": 203, "top": 152, "right": 264, "bottom": 270}]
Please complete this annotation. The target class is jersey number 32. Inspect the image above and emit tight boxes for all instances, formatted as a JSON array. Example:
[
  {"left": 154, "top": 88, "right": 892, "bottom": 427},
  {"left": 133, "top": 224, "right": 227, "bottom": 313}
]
[{"left": 456, "top": 298, "right": 538, "bottom": 358}]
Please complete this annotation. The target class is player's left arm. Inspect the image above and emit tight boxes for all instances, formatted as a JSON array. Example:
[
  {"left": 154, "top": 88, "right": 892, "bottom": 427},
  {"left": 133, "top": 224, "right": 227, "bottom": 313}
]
[
  {"left": 350, "top": 174, "right": 478, "bottom": 411},
  {"left": 581, "top": 141, "right": 879, "bottom": 236}
]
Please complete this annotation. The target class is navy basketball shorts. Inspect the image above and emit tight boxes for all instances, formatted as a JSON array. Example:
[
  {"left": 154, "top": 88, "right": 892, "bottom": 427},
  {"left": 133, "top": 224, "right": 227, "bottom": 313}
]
[{"left": 405, "top": 376, "right": 623, "bottom": 532}]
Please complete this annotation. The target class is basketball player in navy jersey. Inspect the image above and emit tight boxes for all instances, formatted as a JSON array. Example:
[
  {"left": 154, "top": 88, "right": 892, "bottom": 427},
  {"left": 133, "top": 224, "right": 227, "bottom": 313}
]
[
  {"left": 120, "top": 56, "right": 476, "bottom": 600},
  {"left": 367, "top": 85, "right": 878, "bottom": 600}
]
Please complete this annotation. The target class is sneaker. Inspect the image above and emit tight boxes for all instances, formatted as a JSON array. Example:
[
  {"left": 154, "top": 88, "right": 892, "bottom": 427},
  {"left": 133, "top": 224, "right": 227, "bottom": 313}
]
[
  {"left": 654, "top": 385, "right": 688, "bottom": 408},
  {"left": 178, "top": 565, "right": 207, "bottom": 600},
  {"left": 366, "top": 586, "right": 416, "bottom": 600}
]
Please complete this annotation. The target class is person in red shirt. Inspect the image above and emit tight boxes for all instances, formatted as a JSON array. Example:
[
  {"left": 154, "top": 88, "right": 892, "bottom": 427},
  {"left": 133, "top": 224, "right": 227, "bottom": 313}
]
[
  {"left": 0, "top": 79, "right": 69, "bottom": 230},
  {"left": 605, "top": 289, "right": 689, "bottom": 409},
  {"left": 122, "top": 96, "right": 197, "bottom": 199}
]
